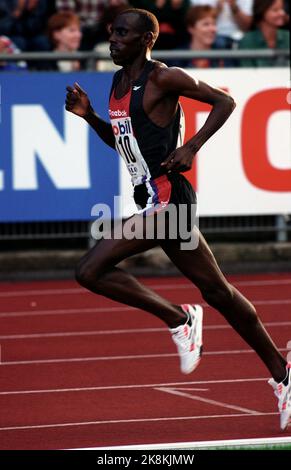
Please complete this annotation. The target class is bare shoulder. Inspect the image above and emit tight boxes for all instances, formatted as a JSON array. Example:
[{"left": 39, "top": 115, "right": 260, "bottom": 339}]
[
  {"left": 150, "top": 62, "right": 199, "bottom": 92},
  {"left": 149, "top": 62, "right": 234, "bottom": 105}
]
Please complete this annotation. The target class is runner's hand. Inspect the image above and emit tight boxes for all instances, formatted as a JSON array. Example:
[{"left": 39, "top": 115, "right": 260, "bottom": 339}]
[
  {"left": 161, "top": 145, "right": 195, "bottom": 173},
  {"left": 65, "top": 82, "right": 92, "bottom": 118}
]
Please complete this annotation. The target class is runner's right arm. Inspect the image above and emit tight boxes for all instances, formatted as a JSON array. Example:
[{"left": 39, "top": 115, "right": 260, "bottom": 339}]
[{"left": 65, "top": 83, "right": 116, "bottom": 150}]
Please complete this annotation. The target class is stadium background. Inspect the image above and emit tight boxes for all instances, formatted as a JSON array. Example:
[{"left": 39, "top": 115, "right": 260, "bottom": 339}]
[
  {"left": 0, "top": 2, "right": 290, "bottom": 451},
  {"left": 0, "top": 64, "right": 290, "bottom": 277}
]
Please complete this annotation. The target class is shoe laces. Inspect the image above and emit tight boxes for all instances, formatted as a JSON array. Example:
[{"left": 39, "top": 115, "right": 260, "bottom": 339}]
[
  {"left": 269, "top": 366, "right": 291, "bottom": 404},
  {"left": 172, "top": 316, "right": 191, "bottom": 347}
]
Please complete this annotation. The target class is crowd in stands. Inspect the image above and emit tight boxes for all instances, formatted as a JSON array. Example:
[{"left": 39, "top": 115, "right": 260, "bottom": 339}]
[{"left": 0, "top": 0, "right": 289, "bottom": 71}]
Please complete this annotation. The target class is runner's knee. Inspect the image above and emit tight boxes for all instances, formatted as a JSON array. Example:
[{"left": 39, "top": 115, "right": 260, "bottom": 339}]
[
  {"left": 75, "top": 259, "right": 102, "bottom": 288},
  {"left": 201, "top": 282, "right": 234, "bottom": 309},
  {"left": 75, "top": 258, "right": 116, "bottom": 294}
]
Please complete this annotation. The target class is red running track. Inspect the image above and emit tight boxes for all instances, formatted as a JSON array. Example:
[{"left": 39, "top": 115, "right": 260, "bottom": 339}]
[{"left": 0, "top": 273, "right": 290, "bottom": 449}]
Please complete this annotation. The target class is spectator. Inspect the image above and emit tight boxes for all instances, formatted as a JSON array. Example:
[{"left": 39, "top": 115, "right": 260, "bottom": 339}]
[
  {"left": 95, "top": 0, "right": 129, "bottom": 71},
  {"left": 97, "top": 0, "right": 128, "bottom": 43},
  {"left": 0, "top": 35, "right": 27, "bottom": 70},
  {"left": 283, "top": 0, "right": 289, "bottom": 17},
  {"left": 183, "top": 5, "right": 222, "bottom": 68},
  {"left": 280, "top": 0, "right": 289, "bottom": 29},
  {"left": 55, "top": 0, "right": 106, "bottom": 50},
  {"left": 238, "top": 0, "right": 289, "bottom": 67},
  {"left": 47, "top": 11, "right": 82, "bottom": 71},
  {"left": 0, "top": 0, "right": 51, "bottom": 52},
  {"left": 190, "top": 0, "right": 253, "bottom": 49},
  {"left": 47, "top": 0, "right": 57, "bottom": 16},
  {"left": 130, "top": 0, "right": 190, "bottom": 49}
]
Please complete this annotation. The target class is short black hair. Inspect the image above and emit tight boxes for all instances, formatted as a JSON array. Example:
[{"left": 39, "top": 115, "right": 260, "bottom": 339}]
[
  {"left": 118, "top": 8, "right": 159, "bottom": 44},
  {"left": 253, "top": 0, "right": 278, "bottom": 26}
]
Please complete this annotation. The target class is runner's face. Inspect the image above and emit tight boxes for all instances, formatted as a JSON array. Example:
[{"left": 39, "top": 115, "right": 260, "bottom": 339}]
[{"left": 109, "top": 14, "right": 145, "bottom": 65}]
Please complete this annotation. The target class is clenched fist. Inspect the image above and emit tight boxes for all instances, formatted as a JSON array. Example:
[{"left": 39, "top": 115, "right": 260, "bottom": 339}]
[{"left": 65, "top": 82, "right": 92, "bottom": 118}]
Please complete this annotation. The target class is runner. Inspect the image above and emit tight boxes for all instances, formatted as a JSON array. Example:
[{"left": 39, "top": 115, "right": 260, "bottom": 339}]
[{"left": 65, "top": 8, "right": 290, "bottom": 430}]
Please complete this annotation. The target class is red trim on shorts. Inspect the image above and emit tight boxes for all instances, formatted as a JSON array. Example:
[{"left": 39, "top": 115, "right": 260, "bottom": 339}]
[{"left": 144, "top": 175, "right": 172, "bottom": 216}]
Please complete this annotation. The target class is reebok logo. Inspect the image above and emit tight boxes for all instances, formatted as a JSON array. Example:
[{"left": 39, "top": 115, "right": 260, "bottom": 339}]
[{"left": 109, "top": 109, "right": 127, "bottom": 117}]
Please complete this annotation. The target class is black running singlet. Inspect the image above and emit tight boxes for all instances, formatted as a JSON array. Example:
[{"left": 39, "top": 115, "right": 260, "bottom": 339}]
[{"left": 109, "top": 60, "right": 185, "bottom": 188}]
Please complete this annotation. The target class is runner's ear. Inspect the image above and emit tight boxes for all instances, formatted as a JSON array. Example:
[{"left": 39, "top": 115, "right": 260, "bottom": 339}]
[{"left": 144, "top": 31, "right": 154, "bottom": 48}]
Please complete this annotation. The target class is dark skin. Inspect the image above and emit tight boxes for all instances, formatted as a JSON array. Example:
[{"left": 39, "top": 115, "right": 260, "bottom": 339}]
[
  {"left": 65, "top": 12, "right": 287, "bottom": 383},
  {"left": 66, "top": 13, "right": 235, "bottom": 172}
]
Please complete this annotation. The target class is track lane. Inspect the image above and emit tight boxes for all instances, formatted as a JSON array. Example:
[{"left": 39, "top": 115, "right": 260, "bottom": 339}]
[
  {"left": 0, "top": 351, "right": 270, "bottom": 391},
  {"left": 0, "top": 273, "right": 290, "bottom": 449},
  {"left": 0, "top": 324, "right": 289, "bottom": 362},
  {"left": 0, "top": 380, "right": 275, "bottom": 427}
]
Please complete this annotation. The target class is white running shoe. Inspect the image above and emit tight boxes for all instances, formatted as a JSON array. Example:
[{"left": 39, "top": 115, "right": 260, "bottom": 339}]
[
  {"left": 170, "top": 304, "right": 203, "bottom": 375},
  {"left": 268, "top": 363, "right": 291, "bottom": 431}
]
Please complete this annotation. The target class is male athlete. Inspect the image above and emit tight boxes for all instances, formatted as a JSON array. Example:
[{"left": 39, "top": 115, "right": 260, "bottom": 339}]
[{"left": 65, "top": 8, "right": 290, "bottom": 430}]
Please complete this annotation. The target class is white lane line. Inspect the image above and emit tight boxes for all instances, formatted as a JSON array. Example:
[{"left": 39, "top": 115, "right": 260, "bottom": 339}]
[
  {"left": 232, "top": 279, "right": 291, "bottom": 287},
  {"left": 155, "top": 387, "right": 260, "bottom": 415},
  {"left": 0, "top": 377, "right": 269, "bottom": 396},
  {"left": 253, "top": 299, "right": 291, "bottom": 305},
  {"left": 0, "top": 327, "right": 160, "bottom": 339},
  {"left": 0, "top": 299, "right": 290, "bottom": 319},
  {"left": 0, "top": 327, "right": 161, "bottom": 339},
  {"left": 0, "top": 347, "right": 287, "bottom": 366},
  {"left": 0, "top": 412, "right": 278, "bottom": 432},
  {"left": 0, "top": 306, "right": 135, "bottom": 318},
  {"left": 1, "top": 321, "right": 290, "bottom": 340},
  {"left": 74, "top": 436, "right": 291, "bottom": 450},
  {"left": 0, "top": 287, "right": 85, "bottom": 298},
  {"left": 0, "top": 278, "right": 290, "bottom": 298}
]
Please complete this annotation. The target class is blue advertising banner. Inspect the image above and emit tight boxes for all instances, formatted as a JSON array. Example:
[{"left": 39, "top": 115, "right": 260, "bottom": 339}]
[{"left": 0, "top": 71, "right": 118, "bottom": 222}]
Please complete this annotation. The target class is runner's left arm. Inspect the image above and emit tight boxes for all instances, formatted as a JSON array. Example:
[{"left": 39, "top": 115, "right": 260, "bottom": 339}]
[
  {"left": 157, "top": 67, "right": 236, "bottom": 172},
  {"left": 65, "top": 83, "right": 116, "bottom": 150}
]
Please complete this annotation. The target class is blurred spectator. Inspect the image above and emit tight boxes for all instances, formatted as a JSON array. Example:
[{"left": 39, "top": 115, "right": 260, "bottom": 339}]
[
  {"left": 238, "top": 0, "right": 289, "bottom": 66},
  {"left": 130, "top": 0, "right": 190, "bottom": 49},
  {"left": 47, "top": 11, "right": 82, "bottom": 71},
  {"left": 0, "top": 0, "right": 51, "bottom": 52},
  {"left": 95, "top": 0, "right": 129, "bottom": 71},
  {"left": 190, "top": 1, "right": 253, "bottom": 48},
  {"left": 281, "top": 0, "right": 289, "bottom": 29},
  {"left": 97, "top": 0, "right": 128, "bottom": 42},
  {"left": 182, "top": 5, "right": 223, "bottom": 67},
  {"left": 0, "top": 35, "right": 27, "bottom": 70},
  {"left": 47, "top": 0, "right": 57, "bottom": 16},
  {"left": 55, "top": 0, "right": 106, "bottom": 50}
]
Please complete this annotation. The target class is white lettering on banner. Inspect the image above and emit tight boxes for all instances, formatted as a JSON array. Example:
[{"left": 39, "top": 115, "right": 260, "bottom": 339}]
[
  {"left": 12, "top": 105, "right": 90, "bottom": 190},
  {"left": 0, "top": 171, "right": 3, "bottom": 190},
  {"left": 0, "top": 83, "right": 3, "bottom": 190}
]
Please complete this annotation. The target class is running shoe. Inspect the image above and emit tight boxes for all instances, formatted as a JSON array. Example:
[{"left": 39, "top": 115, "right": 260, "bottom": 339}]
[
  {"left": 268, "top": 363, "right": 291, "bottom": 430},
  {"left": 170, "top": 304, "right": 203, "bottom": 375}
]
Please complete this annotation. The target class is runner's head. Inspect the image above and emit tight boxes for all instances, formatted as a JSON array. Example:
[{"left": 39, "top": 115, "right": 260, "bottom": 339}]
[{"left": 109, "top": 8, "right": 159, "bottom": 65}]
